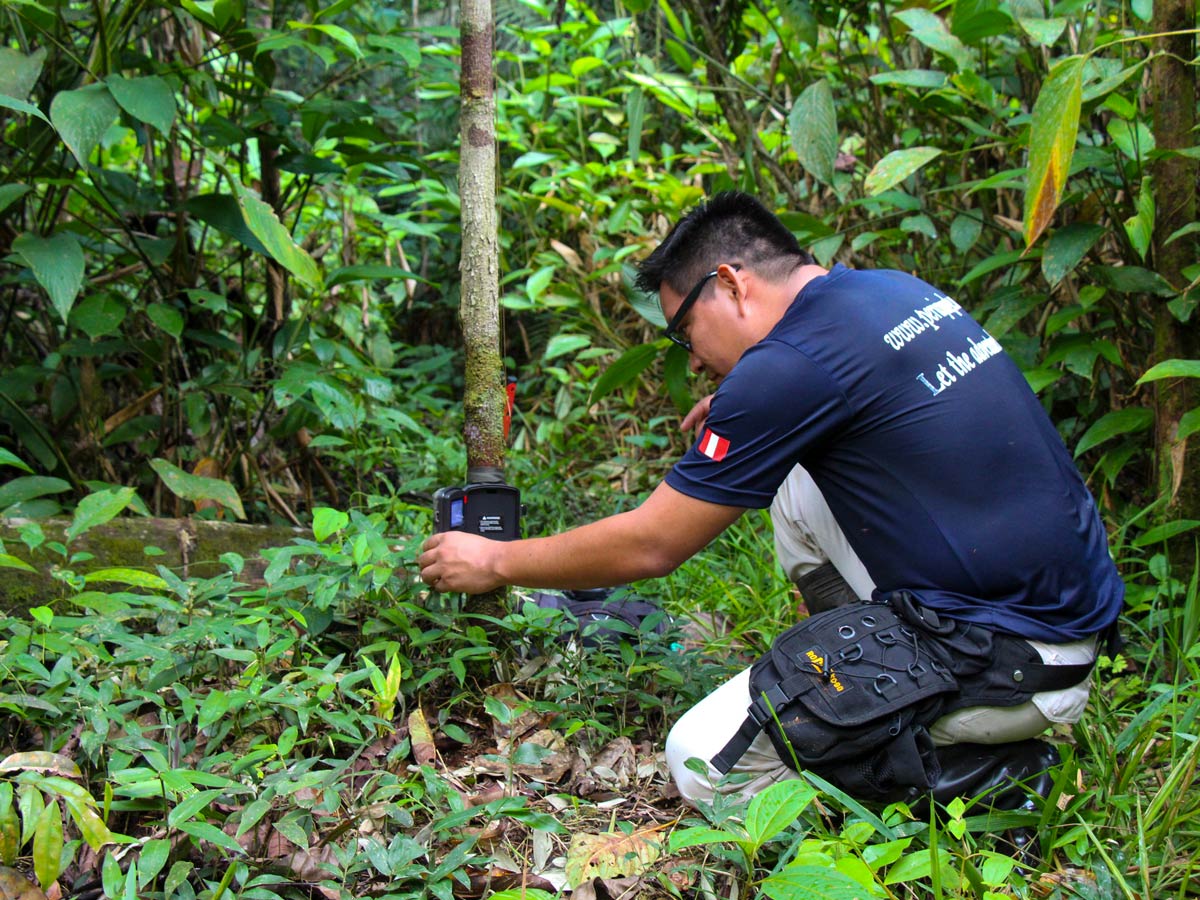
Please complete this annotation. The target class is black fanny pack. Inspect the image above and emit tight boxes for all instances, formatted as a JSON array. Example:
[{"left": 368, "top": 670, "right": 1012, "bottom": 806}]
[{"left": 711, "top": 592, "right": 1096, "bottom": 802}]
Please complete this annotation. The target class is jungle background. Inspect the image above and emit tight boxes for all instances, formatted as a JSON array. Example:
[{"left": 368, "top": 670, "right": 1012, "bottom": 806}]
[{"left": 0, "top": 0, "right": 1198, "bottom": 898}]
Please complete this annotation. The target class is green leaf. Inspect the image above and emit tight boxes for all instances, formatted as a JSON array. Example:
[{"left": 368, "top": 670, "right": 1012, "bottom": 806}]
[
  {"left": 1023, "top": 56, "right": 1084, "bottom": 247},
  {"left": 105, "top": 74, "right": 175, "bottom": 134},
  {"left": 176, "top": 819, "right": 245, "bottom": 855},
  {"left": 0, "top": 92, "right": 49, "bottom": 122},
  {"left": 0, "top": 554, "right": 36, "bottom": 573},
  {"left": 789, "top": 81, "right": 837, "bottom": 185},
  {"left": 327, "top": 264, "right": 419, "bottom": 287},
  {"left": 83, "top": 568, "right": 169, "bottom": 589},
  {"left": 33, "top": 801, "right": 64, "bottom": 890},
  {"left": 0, "top": 475, "right": 72, "bottom": 511},
  {"left": 138, "top": 838, "right": 171, "bottom": 887},
  {"left": 69, "top": 293, "right": 127, "bottom": 338},
  {"left": 864, "top": 147, "right": 941, "bottom": 196},
  {"left": 150, "top": 458, "right": 246, "bottom": 520},
  {"left": 1074, "top": 407, "right": 1154, "bottom": 457},
  {"left": 147, "top": 303, "right": 184, "bottom": 338},
  {"left": 1018, "top": 17, "right": 1068, "bottom": 46},
  {"left": 760, "top": 864, "right": 868, "bottom": 900},
  {"left": 1133, "top": 519, "right": 1200, "bottom": 548},
  {"left": 229, "top": 180, "right": 321, "bottom": 289},
  {"left": 592, "top": 342, "right": 661, "bottom": 403},
  {"left": 168, "top": 789, "right": 223, "bottom": 828},
  {"left": 870, "top": 69, "right": 947, "bottom": 88},
  {"left": 0, "top": 46, "right": 46, "bottom": 99},
  {"left": 1123, "top": 177, "right": 1154, "bottom": 261},
  {"left": 1180, "top": 407, "right": 1200, "bottom": 441},
  {"left": 64, "top": 796, "right": 125, "bottom": 850},
  {"left": 1135, "top": 359, "right": 1200, "bottom": 385},
  {"left": 11, "top": 231, "right": 85, "bottom": 322},
  {"left": 626, "top": 86, "right": 645, "bottom": 161},
  {"left": 49, "top": 83, "right": 120, "bottom": 167},
  {"left": 0, "top": 183, "right": 31, "bottom": 215},
  {"left": 745, "top": 780, "right": 817, "bottom": 850},
  {"left": 544, "top": 333, "right": 591, "bottom": 361},
  {"left": 66, "top": 486, "right": 136, "bottom": 543},
  {"left": 950, "top": 214, "right": 982, "bottom": 252},
  {"left": 668, "top": 827, "right": 743, "bottom": 852},
  {"left": 164, "top": 861, "right": 193, "bottom": 897},
  {"left": 312, "top": 507, "right": 348, "bottom": 542},
  {"left": 183, "top": 194, "right": 270, "bottom": 257},
  {"left": 1042, "top": 223, "right": 1105, "bottom": 287},
  {"left": 0, "top": 449, "right": 33, "bottom": 473}
]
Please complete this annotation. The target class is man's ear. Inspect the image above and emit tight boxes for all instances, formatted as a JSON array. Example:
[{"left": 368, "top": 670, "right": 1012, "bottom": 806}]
[{"left": 715, "top": 263, "right": 748, "bottom": 313}]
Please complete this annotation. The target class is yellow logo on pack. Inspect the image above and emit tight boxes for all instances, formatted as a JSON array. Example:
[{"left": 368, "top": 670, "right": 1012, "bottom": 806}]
[{"left": 806, "top": 649, "right": 845, "bottom": 693}]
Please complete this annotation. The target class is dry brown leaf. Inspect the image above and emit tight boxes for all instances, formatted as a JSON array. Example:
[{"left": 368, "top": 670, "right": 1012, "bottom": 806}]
[
  {"left": 571, "top": 875, "right": 643, "bottom": 900},
  {"left": 0, "top": 868, "right": 48, "bottom": 900},
  {"left": 409, "top": 708, "right": 437, "bottom": 765},
  {"left": 484, "top": 683, "right": 544, "bottom": 748},
  {"left": 564, "top": 828, "right": 662, "bottom": 888},
  {"left": 550, "top": 239, "right": 583, "bottom": 270}
]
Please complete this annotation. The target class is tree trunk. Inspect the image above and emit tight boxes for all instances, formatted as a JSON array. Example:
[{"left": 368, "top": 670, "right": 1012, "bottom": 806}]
[
  {"left": 1150, "top": 0, "right": 1198, "bottom": 528},
  {"left": 459, "top": 0, "right": 507, "bottom": 621}
]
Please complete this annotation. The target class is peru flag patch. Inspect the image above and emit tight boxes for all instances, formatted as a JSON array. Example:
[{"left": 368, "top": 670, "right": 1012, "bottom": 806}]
[{"left": 699, "top": 428, "right": 731, "bottom": 461}]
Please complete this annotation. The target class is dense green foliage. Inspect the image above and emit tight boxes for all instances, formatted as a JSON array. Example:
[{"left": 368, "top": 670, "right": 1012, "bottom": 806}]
[{"left": 1, "top": 0, "right": 1198, "bottom": 898}]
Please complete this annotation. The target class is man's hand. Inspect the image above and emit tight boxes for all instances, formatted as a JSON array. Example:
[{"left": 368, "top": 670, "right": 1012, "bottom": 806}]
[
  {"left": 419, "top": 531, "right": 504, "bottom": 594},
  {"left": 681, "top": 394, "right": 714, "bottom": 435}
]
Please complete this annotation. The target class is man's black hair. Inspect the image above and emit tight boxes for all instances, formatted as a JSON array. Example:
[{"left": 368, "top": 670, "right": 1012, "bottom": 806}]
[{"left": 635, "top": 192, "right": 816, "bottom": 297}]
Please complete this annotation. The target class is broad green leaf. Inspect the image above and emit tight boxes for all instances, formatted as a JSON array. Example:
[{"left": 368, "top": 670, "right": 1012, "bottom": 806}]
[
  {"left": 150, "top": 458, "right": 246, "bottom": 520},
  {"left": 0, "top": 475, "right": 71, "bottom": 511},
  {"left": 1136, "top": 359, "right": 1200, "bottom": 385},
  {"left": 592, "top": 342, "right": 660, "bottom": 403},
  {"left": 950, "top": 0, "right": 1012, "bottom": 44},
  {"left": 64, "top": 796, "right": 124, "bottom": 850},
  {"left": 761, "top": 864, "right": 867, "bottom": 900},
  {"left": 11, "top": 231, "right": 85, "bottom": 322},
  {"left": 49, "top": 83, "right": 120, "bottom": 167},
  {"left": 0, "top": 46, "right": 46, "bottom": 99},
  {"left": 365, "top": 35, "right": 421, "bottom": 68},
  {"left": 745, "top": 780, "right": 817, "bottom": 849},
  {"left": 1042, "top": 223, "right": 1104, "bottom": 287},
  {"left": 0, "top": 184, "right": 30, "bottom": 215},
  {"left": 668, "top": 827, "right": 744, "bottom": 852},
  {"left": 958, "top": 248, "right": 1028, "bottom": 286},
  {"left": 66, "top": 486, "right": 136, "bottom": 543},
  {"left": 137, "top": 838, "right": 171, "bottom": 887},
  {"left": 0, "top": 448, "right": 33, "bottom": 473},
  {"left": 1074, "top": 407, "right": 1153, "bottom": 457},
  {"left": 1123, "top": 177, "right": 1154, "bottom": 261},
  {"left": 312, "top": 23, "right": 364, "bottom": 58},
  {"left": 164, "top": 861, "right": 193, "bottom": 896},
  {"left": 1134, "top": 519, "right": 1200, "bottom": 548},
  {"left": 83, "top": 568, "right": 169, "bottom": 590},
  {"left": 864, "top": 147, "right": 941, "bottom": 196},
  {"left": 147, "top": 302, "right": 184, "bottom": 338},
  {"left": 1180, "top": 407, "right": 1200, "bottom": 441},
  {"left": 167, "top": 789, "right": 223, "bottom": 828},
  {"left": 1023, "top": 56, "right": 1084, "bottom": 247},
  {"left": 229, "top": 181, "right": 321, "bottom": 289},
  {"left": 870, "top": 69, "right": 947, "bottom": 88},
  {"left": 526, "top": 266, "right": 556, "bottom": 302},
  {"left": 0, "top": 93, "right": 49, "bottom": 122},
  {"left": 312, "top": 507, "right": 348, "bottom": 542},
  {"left": 544, "top": 333, "right": 591, "bottom": 361},
  {"left": 70, "top": 294, "right": 127, "bottom": 338},
  {"left": 183, "top": 194, "right": 270, "bottom": 257},
  {"left": 235, "top": 798, "right": 273, "bottom": 838},
  {"left": 950, "top": 214, "right": 982, "bottom": 252},
  {"left": 626, "top": 86, "right": 645, "bottom": 162},
  {"left": 0, "top": 785, "right": 18, "bottom": 865},
  {"left": 789, "top": 81, "right": 837, "bottom": 185},
  {"left": 33, "top": 802, "right": 64, "bottom": 890},
  {"left": 1108, "top": 119, "right": 1155, "bottom": 162},
  {"left": 105, "top": 74, "right": 175, "bottom": 134},
  {"left": 1018, "top": 17, "right": 1068, "bottom": 46},
  {"left": 176, "top": 819, "right": 245, "bottom": 855},
  {"left": 0, "top": 554, "right": 36, "bottom": 573},
  {"left": 894, "top": 8, "right": 971, "bottom": 70}
]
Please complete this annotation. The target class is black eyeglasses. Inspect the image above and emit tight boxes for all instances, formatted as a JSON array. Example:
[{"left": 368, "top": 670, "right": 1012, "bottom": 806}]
[{"left": 663, "top": 269, "right": 719, "bottom": 352}]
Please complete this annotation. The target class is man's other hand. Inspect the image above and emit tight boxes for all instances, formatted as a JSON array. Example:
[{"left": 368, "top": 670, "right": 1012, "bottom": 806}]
[
  {"left": 681, "top": 394, "right": 714, "bottom": 434},
  {"left": 419, "top": 531, "right": 503, "bottom": 594}
]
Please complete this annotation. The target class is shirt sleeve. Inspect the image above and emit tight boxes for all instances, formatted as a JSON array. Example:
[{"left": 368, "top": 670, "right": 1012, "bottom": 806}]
[{"left": 665, "top": 341, "right": 853, "bottom": 508}]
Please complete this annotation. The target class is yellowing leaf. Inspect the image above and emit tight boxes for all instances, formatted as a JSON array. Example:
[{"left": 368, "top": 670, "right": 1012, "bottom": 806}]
[
  {"left": 565, "top": 828, "right": 662, "bottom": 888},
  {"left": 1023, "top": 56, "right": 1084, "bottom": 247},
  {"left": 0, "top": 753, "right": 81, "bottom": 779},
  {"left": 863, "top": 147, "right": 941, "bottom": 196}
]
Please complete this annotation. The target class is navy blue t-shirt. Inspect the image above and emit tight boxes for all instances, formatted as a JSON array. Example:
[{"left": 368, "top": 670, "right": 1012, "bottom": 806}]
[{"left": 666, "top": 265, "right": 1123, "bottom": 642}]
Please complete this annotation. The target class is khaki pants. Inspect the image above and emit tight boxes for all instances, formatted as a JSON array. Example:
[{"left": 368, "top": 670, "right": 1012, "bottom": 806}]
[{"left": 665, "top": 465, "right": 1096, "bottom": 806}]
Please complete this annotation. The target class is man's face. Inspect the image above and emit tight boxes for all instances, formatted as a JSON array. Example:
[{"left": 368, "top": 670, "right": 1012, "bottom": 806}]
[{"left": 660, "top": 270, "right": 745, "bottom": 380}]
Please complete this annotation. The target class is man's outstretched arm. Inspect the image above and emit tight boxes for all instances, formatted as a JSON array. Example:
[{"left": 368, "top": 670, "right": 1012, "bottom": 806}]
[{"left": 418, "top": 481, "right": 744, "bottom": 594}]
